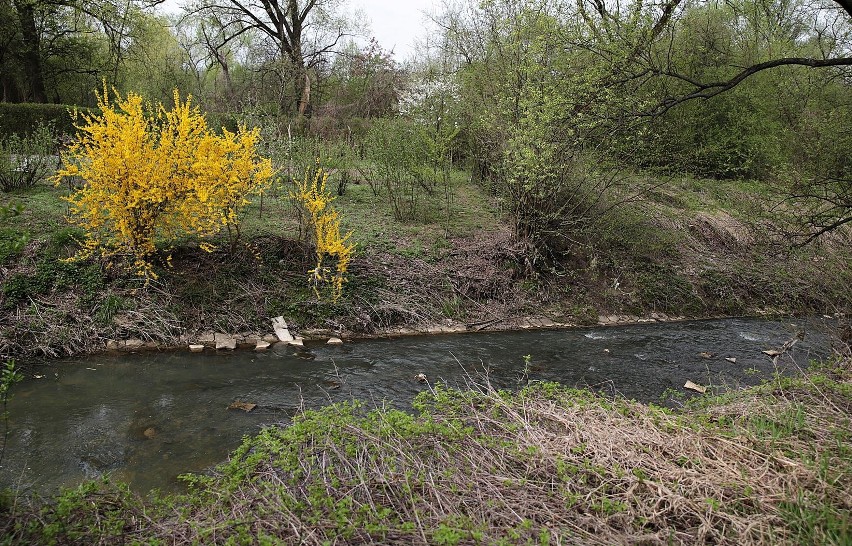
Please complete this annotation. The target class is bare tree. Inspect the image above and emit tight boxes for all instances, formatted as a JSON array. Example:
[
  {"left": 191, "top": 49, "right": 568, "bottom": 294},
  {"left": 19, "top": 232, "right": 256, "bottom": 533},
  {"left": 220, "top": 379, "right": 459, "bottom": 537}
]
[{"left": 191, "top": 0, "right": 358, "bottom": 116}]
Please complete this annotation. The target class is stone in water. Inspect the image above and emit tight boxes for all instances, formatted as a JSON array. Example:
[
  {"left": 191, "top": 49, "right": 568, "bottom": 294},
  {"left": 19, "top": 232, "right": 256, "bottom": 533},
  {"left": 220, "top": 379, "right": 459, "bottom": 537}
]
[
  {"left": 272, "top": 316, "right": 294, "bottom": 342},
  {"left": 228, "top": 400, "right": 257, "bottom": 412},
  {"left": 215, "top": 334, "right": 236, "bottom": 350}
]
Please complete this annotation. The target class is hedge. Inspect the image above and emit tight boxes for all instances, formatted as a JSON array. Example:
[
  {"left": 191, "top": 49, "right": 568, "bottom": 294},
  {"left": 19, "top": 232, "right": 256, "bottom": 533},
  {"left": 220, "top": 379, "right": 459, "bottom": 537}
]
[{"left": 0, "top": 102, "right": 96, "bottom": 138}]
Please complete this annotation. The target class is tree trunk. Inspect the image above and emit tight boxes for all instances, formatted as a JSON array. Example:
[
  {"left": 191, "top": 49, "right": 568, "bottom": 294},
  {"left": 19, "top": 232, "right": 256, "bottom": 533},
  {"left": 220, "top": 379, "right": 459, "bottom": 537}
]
[
  {"left": 13, "top": 0, "right": 47, "bottom": 102},
  {"left": 298, "top": 70, "right": 311, "bottom": 117},
  {"left": 286, "top": 0, "right": 310, "bottom": 117},
  {"left": 212, "top": 50, "right": 234, "bottom": 100}
]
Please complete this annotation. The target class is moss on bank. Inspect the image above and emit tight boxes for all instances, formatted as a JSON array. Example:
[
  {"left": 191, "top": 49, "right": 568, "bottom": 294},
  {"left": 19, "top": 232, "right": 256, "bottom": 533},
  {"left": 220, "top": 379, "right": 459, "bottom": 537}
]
[{"left": 3, "top": 356, "right": 849, "bottom": 545}]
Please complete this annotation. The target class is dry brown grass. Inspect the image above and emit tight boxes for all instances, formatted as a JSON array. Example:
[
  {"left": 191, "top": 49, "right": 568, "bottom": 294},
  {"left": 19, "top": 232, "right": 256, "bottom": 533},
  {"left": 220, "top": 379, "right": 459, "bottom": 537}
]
[{"left": 5, "top": 356, "right": 847, "bottom": 545}]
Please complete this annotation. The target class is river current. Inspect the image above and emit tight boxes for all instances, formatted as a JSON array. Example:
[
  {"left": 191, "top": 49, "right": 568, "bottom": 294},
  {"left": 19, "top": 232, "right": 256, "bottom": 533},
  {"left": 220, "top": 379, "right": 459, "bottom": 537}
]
[{"left": 0, "top": 317, "right": 836, "bottom": 493}]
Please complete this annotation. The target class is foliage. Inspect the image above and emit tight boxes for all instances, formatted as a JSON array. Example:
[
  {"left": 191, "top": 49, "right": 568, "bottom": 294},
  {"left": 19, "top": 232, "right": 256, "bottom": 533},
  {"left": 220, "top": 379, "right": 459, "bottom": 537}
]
[
  {"left": 635, "top": 265, "right": 701, "bottom": 315},
  {"left": 28, "top": 479, "right": 140, "bottom": 544},
  {"left": 446, "top": 2, "right": 654, "bottom": 266},
  {"left": 324, "top": 38, "right": 400, "bottom": 118},
  {"left": 778, "top": 90, "right": 852, "bottom": 243},
  {"left": 439, "top": 0, "right": 852, "bottom": 247},
  {"left": 291, "top": 164, "right": 355, "bottom": 300},
  {"left": 2, "top": 257, "right": 103, "bottom": 311},
  {"left": 0, "top": 103, "right": 92, "bottom": 139},
  {"left": 364, "top": 118, "right": 435, "bottom": 221},
  {"left": 398, "top": 60, "right": 463, "bottom": 231},
  {"left": 1, "top": 1, "right": 186, "bottom": 106},
  {"left": 0, "top": 122, "right": 56, "bottom": 192},
  {"left": 276, "top": 135, "right": 358, "bottom": 197},
  {"left": 54, "top": 88, "right": 273, "bottom": 279},
  {"left": 193, "top": 0, "right": 360, "bottom": 116},
  {"left": 118, "top": 13, "right": 195, "bottom": 105},
  {"left": 1, "top": 225, "right": 103, "bottom": 310}
]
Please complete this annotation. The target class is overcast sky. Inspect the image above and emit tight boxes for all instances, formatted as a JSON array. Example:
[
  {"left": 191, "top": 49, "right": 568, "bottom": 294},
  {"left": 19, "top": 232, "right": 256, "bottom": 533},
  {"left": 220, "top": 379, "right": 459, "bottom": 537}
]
[
  {"left": 352, "top": 0, "right": 440, "bottom": 60},
  {"left": 159, "top": 0, "right": 441, "bottom": 61}
]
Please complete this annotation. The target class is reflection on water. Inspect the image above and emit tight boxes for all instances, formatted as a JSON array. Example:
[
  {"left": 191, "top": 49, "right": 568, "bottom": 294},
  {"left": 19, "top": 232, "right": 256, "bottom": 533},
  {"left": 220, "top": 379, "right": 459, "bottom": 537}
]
[{"left": 0, "top": 318, "right": 835, "bottom": 494}]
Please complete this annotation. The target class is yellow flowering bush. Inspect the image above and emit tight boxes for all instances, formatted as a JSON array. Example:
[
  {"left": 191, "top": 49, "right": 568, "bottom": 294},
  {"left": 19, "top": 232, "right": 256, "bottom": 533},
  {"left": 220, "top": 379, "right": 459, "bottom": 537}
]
[
  {"left": 54, "top": 88, "right": 273, "bottom": 278},
  {"left": 292, "top": 165, "right": 355, "bottom": 300}
]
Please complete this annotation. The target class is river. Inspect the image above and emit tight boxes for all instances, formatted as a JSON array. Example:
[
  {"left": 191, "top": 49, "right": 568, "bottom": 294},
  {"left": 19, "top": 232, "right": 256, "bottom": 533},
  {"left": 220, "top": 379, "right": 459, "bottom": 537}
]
[{"left": 0, "top": 317, "right": 836, "bottom": 494}]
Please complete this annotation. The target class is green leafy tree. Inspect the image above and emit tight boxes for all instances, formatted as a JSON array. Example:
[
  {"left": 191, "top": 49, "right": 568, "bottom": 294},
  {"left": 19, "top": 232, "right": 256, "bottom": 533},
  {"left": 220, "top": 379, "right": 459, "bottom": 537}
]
[
  {"left": 438, "top": 1, "right": 658, "bottom": 265},
  {"left": 0, "top": 1, "right": 187, "bottom": 105},
  {"left": 439, "top": 0, "right": 852, "bottom": 248}
]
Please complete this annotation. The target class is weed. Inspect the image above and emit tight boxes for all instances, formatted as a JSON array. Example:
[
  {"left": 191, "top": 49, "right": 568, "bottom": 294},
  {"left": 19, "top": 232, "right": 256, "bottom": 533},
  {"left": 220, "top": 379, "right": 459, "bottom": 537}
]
[
  {"left": 2, "top": 258, "right": 103, "bottom": 309},
  {"left": 0, "top": 204, "right": 29, "bottom": 263},
  {"left": 94, "top": 294, "right": 127, "bottom": 326},
  {"left": 779, "top": 493, "right": 851, "bottom": 545}
]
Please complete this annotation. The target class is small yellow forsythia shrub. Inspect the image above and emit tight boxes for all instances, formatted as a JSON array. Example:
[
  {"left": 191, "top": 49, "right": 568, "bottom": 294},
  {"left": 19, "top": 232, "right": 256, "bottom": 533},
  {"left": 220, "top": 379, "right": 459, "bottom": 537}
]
[
  {"left": 54, "top": 88, "right": 273, "bottom": 278},
  {"left": 293, "top": 165, "right": 355, "bottom": 300}
]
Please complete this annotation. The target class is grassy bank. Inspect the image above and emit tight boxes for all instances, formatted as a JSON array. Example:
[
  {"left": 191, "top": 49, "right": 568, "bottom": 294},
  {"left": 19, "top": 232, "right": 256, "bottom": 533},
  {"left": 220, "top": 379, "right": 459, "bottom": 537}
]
[
  {"left": 1, "top": 170, "right": 851, "bottom": 360},
  {"left": 2, "top": 355, "right": 849, "bottom": 544}
]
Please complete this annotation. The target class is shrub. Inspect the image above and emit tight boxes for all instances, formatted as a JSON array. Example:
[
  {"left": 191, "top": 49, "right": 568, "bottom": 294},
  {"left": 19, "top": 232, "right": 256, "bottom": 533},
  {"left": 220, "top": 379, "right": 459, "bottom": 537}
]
[
  {"left": 291, "top": 164, "right": 355, "bottom": 300},
  {"left": 54, "top": 88, "right": 273, "bottom": 279},
  {"left": 0, "top": 122, "right": 57, "bottom": 192},
  {"left": 364, "top": 118, "right": 434, "bottom": 220},
  {"left": 278, "top": 136, "right": 357, "bottom": 196}
]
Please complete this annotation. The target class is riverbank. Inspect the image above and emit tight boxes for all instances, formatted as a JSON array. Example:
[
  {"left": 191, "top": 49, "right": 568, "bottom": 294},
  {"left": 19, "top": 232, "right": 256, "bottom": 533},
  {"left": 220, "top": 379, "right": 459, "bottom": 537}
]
[
  {"left": 2, "top": 174, "right": 851, "bottom": 361},
  {"left": 91, "top": 310, "right": 844, "bottom": 356},
  {"left": 2, "top": 352, "right": 849, "bottom": 544}
]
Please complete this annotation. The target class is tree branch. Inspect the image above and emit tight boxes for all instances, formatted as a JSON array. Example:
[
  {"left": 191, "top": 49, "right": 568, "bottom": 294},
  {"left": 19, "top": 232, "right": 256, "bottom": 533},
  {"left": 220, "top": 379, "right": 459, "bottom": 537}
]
[
  {"left": 647, "top": 56, "right": 852, "bottom": 116},
  {"left": 795, "top": 215, "right": 852, "bottom": 246}
]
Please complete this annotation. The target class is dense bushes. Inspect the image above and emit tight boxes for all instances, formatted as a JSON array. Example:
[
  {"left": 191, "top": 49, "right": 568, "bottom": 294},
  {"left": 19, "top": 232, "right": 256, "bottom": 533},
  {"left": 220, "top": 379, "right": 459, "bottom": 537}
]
[
  {"left": 364, "top": 118, "right": 436, "bottom": 221},
  {"left": 0, "top": 103, "right": 94, "bottom": 139}
]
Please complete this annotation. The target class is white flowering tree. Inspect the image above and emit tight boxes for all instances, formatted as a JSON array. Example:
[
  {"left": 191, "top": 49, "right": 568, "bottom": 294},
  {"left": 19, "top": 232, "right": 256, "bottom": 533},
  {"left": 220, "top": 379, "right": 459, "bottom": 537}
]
[{"left": 398, "top": 63, "right": 462, "bottom": 178}]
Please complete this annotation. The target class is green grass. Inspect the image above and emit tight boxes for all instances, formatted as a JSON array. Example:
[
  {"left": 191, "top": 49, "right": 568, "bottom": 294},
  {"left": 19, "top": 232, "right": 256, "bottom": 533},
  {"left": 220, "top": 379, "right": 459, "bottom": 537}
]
[
  {"left": 202, "top": 165, "right": 500, "bottom": 263},
  {"left": 3, "top": 166, "right": 499, "bottom": 260},
  {"left": 1, "top": 164, "right": 850, "bottom": 359},
  {"left": 3, "top": 181, "right": 69, "bottom": 237},
  {"left": 334, "top": 169, "right": 499, "bottom": 252}
]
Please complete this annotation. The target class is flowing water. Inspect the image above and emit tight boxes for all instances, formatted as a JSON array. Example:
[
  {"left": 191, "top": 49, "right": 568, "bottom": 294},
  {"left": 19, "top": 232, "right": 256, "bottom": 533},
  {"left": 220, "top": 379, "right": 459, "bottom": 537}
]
[{"left": 0, "top": 317, "right": 836, "bottom": 494}]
